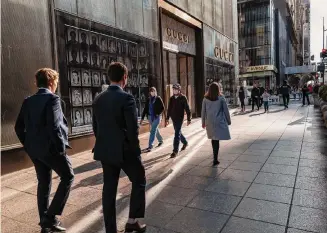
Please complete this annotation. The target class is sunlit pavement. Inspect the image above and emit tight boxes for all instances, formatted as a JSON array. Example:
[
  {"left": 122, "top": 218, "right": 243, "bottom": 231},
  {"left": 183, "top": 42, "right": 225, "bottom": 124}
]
[{"left": 2, "top": 102, "right": 327, "bottom": 233}]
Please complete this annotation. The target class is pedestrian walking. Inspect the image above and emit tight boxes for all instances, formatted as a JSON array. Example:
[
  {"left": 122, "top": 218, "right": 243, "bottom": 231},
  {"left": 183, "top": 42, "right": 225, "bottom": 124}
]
[
  {"left": 92, "top": 62, "right": 146, "bottom": 233},
  {"left": 262, "top": 89, "right": 270, "bottom": 113},
  {"left": 15, "top": 68, "right": 74, "bottom": 232},
  {"left": 251, "top": 83, "right": 260, "bottom": 111},
  {"left": 302, "top": 84, "right": 311, "bottom": 106},
  {"left": 280, "top": 80, "right": 291, "bottom": 109},
  {"left": 259, "top": 84, "right": 265, "bottom": 107},
  {"left": 166, "top": 83, "right": 192, "bottom": 158},
  {"left": 201, "top": 82, "right": 231, "bottom": 166},
  {"left": 140, "top": 87, "right": 165, "bottom": 152},
  {"left": 239, "top": 86, "right": 246, "bottom": 112}
]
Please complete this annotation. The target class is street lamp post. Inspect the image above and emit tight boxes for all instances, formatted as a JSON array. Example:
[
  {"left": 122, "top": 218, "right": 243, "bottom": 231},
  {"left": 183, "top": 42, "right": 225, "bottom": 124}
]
[{"left": 324, "top": 17, "right": 327, "bottom": 49}]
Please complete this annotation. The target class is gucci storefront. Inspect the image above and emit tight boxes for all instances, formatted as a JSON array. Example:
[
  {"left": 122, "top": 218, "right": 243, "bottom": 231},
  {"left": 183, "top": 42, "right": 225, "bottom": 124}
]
[
  {"left": 2, "top": 0, "right": 238, "bottom": 174},
  {"left": 203, "top": 25, "right": 238, "bottom": 105},
  {"left": 160, "top": 10, "right": 203, "bottom": 116}
]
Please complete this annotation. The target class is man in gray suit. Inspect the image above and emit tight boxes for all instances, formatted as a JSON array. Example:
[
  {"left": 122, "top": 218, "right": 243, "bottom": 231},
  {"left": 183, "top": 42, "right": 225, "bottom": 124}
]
[
  {"left": 15, "top": 68, "right": 74, "bottom": 232},
  {"left": 92, "top": 62, "right": 146, "bottom": 233}
]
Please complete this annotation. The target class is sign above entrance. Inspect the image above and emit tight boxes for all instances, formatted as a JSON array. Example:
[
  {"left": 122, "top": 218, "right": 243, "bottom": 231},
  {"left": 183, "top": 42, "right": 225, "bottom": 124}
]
[
  {"left": 161, "top": 14, "right": 196, "bottom": 55},
  {"left": 203, "top": 25, "right": 236, "bottom": 66},
  {"left": 166, "top": 28, "right": 189, "bottom": 43},
  {"left": 244, "top": 65, "right": 278, "bottom": 73},
  {"left": 214, "top": 47, "right": 234, "bottom": 63}
]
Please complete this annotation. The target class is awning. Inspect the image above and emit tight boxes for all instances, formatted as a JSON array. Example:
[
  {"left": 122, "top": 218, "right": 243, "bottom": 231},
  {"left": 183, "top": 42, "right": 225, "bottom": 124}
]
[{"left": 238, "top": 71, "right": 276, "bottom": 78}]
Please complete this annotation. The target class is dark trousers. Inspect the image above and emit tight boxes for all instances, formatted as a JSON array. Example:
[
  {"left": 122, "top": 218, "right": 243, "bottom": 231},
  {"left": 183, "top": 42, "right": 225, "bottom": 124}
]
[
  {"left": 240, "top": 98, "right": 245, "bottom": 109},
  {"left": 264, "top": 101, "right": 269, "bottom": 111},
  {"left": 102, "top": 156, "right": 146, "bottom": 233},
  {"left": 211, "top": 140, "right": 220, "bottom": 162},
  {"left": 172, "top": 120, "right": 187, "bottom": 153},
  {"left": 31, "top": 154, "right": 74, "bottom": 222},
  {"left": 282, "top": 94, "right": 290, "bottom": 108},
  {"left": 303, "top": 94, "right": 310, "bottom": 105},
  {"left": 252, "top": 97, "right": 259, "bottom": 110}
]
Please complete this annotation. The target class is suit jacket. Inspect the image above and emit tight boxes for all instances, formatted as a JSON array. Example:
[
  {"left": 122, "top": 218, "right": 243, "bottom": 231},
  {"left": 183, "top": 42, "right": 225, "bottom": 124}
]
[
  {"left": 15, "top": 88, "right": 70, "bottom": 159},
  {"left": 92, "top": 85, "right": 141, "bottom": 165}
]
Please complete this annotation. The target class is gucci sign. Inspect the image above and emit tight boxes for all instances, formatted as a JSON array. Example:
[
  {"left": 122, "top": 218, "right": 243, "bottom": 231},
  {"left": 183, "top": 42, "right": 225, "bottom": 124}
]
[
  {"left": 166, "top": 28, "right": 189, "bottom": 43},
  {"left": 214, "top": 47, "right": 234, "bottom": 62}
]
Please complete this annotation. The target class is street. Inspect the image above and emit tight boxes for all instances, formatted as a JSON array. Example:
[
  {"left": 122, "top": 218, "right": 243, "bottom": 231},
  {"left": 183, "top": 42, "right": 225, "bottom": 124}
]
[{"left": 2, "top": 103, "right": 327, "bottom": 233}]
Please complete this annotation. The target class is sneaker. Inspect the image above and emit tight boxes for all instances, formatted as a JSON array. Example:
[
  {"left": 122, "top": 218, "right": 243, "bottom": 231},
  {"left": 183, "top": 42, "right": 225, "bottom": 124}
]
[
  {"left": 213, "top": 161, "right": 220, "bottom": 166},
  {"left": 40, "top": 216, "right": 66, "bottom": 232},
  {"left": 125, "top": 221, "right": 146, "bottom": 233},
  {"left": 170, "top": 152, "right": 178, "bottom": 158},
  {"left": 181, "top": 143, "right": 188, "bottom": 151}
]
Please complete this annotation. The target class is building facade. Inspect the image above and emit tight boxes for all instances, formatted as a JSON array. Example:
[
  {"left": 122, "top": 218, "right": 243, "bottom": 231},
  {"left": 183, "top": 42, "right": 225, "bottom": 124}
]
[
  {"left": 238, "top": 0, "right": 277, "bottom": 90},
  {"left": 237, "top": 0, "right": 305, "bottom": 88},
  {"left": 302, "top": 0, "right": 310, "bottom": 65},
  {"left": 1, "top": 0, "right": 238, "bottom": 174}
]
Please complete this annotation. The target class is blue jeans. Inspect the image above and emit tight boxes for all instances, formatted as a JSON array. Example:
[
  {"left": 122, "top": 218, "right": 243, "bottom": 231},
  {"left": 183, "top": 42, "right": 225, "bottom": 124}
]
[
  {"left": 148, "top": 117, "right": 163, "bottom": 148},
  {"left": 263, "top": 101, "right": 269, "bottom": 111},
  {"left": 173, "top": 120, "right": 187, "bottom": 153}
]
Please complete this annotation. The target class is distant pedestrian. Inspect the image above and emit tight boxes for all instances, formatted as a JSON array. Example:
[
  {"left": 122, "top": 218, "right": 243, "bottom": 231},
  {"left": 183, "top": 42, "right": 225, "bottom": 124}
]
[
  {"left": 166, "top": 83, "right": 191, "bottom": 158},
  {"left": 280, "top": 80, "right": 291, "bottom": 109},
  {"left": 251, "top": 83, "right": 260, "bottom": 111},
  {"left": 302, "top": 84, "right": 310, "bottom": 106},
  {"left": 259, "top": 84, "right": 265, "bottom": 107},
  {"left": 140, "top": 87, "right": 165, "bottom": 152},
  {"left": 202, "top": 82, "right": 231, "bottom": 166},
  {"left": 93, "top": 62, "right": 146, "bottom": 233},
  {"left": 15, "top": 68, "right": 74, "bottom": 232},
  {"left": 262, "top": 89, "right": 270, "bottom": 113},
  {"left": 239, "top": 86, "right": 246, "bottom": 112}
]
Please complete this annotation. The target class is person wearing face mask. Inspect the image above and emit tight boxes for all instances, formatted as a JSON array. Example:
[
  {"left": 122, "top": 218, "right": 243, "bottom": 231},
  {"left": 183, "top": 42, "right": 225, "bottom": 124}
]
[
  {"left": 166, "top": 83, "right": 192, "bottom": 158},
  {"left": 140, "top": 87, "right": 165, "bottom": 152},
  {"left": 92, "top": 62, "right": 146, "bottom": 233}
]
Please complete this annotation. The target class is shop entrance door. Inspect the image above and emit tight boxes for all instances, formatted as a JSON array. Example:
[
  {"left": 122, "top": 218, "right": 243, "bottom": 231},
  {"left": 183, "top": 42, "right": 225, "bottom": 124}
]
[{"left": 162, "top": 50, "right": 196, "bottom": 114}]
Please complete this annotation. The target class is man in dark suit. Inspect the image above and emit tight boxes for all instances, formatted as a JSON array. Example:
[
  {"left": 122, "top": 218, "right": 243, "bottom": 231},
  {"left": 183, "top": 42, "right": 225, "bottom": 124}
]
[
  {"left": 93, "top": 62, "right": 146, "bottom": 233},
  {"left": 15, "top": 68, "right": 74, "bottom": 232}
]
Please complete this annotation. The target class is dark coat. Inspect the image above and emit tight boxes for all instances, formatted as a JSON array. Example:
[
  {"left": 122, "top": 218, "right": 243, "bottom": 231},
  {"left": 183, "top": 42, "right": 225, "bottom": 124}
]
[
  {"left": 251, "top": 87, "right": 260, "bottom": 98},
  {"left": 280, "top": 84, "right": 291, "bottom": 95},
  {"left": 92, "top": 86, "right": 141, "bottom": 165},
  {"left": 239, "top": 89, "right": 245, "bottom": 100},
  {"left": 167, "top": 94, "right": 191, "bottom": 122},
  {"left": 15, "top": 89, "right": 70, "bottom": 158},
  {"left": 141, "top": 96, "right": 165, "bottom": 120}
]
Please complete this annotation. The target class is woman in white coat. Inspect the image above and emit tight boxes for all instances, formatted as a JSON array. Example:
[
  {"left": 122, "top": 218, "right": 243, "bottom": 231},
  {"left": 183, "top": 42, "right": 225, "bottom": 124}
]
[{"left": 202, "top": 82, "right": 231, "bottom": 166}]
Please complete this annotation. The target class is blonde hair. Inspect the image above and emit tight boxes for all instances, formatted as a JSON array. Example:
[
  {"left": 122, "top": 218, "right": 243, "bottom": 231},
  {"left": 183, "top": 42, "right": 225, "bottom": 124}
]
[{"left": 35, "top": 68, "right": 59, "bottom": 88}]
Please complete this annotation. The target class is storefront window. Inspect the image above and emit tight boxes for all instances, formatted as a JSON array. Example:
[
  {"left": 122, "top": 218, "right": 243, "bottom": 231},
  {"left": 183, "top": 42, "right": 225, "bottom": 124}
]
[
  {"left": 56, "top": 12, "right": 160, "bottom": 136},
  {"left": 205, "top": 58, "right": 235, "bottom": 105}
]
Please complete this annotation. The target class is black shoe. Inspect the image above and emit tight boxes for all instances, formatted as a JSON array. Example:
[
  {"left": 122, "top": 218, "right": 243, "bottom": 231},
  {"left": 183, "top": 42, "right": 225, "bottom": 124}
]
[
  {"left": 170, "top": 152, "right": 178, "bottom": 158},
  {"left": 41, "top": 216, "right": 66, "bottom": 232},
  {"left": 125, "top": 221, "right": 146, "bottom": 233},
  {"left": 213, "top": 161, "right": 220, "bottom": 166},
  {"left": 181, "top": 143, "right": 188, "bottom": 151},
  {"left": 157, "top": 142, "right": 163, "bottom": 147}
]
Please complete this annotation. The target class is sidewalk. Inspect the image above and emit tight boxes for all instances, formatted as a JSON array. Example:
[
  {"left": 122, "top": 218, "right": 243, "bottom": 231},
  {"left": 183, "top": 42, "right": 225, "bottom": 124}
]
[{"left": 2, "top": 103, "right": 327, "bottom": 233}]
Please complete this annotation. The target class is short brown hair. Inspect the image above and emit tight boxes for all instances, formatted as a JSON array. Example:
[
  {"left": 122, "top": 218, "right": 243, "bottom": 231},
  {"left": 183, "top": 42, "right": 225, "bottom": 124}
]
[
  {"left": 35, "top": 68, "right": 59, "bottom": 88},
  {"left": 205, "top": 82, "right": 221, "bottom": 101},
  {"left": 108, "top": 62, "right": 128, "bottom": 82}
]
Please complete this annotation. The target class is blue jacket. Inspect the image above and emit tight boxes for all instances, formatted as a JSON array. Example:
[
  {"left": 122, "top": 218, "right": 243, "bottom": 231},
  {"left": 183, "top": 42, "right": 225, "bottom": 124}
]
[
  {"left": 92, "top": 85, "right": 141, "bottom": 165},
  {"left": 15, "top": 88, "right": 70, "bottom": 158}
]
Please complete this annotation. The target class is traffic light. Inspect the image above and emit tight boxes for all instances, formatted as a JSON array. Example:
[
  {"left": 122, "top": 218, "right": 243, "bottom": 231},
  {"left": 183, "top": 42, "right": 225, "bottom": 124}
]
[{"left": 321, "top": 49, "right": 327, "bottom": 58}]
